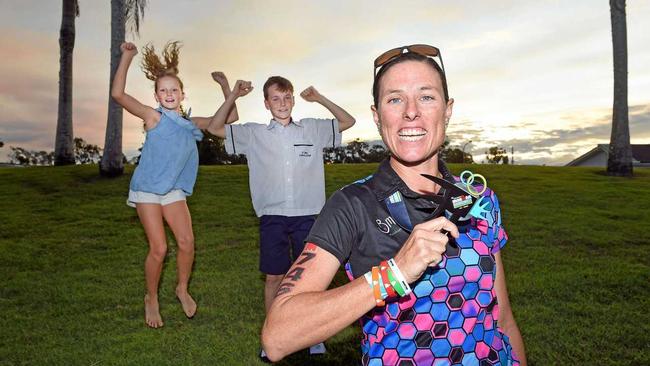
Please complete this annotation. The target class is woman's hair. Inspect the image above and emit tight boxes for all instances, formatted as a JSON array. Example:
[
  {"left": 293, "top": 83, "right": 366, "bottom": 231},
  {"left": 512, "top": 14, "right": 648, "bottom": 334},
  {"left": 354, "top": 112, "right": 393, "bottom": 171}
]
[
  {"left": 140, "top": 41, "right": 184, "bottom": 90},
  {"left": 372, "top": 52, "right": 449, "bottom": 107}
]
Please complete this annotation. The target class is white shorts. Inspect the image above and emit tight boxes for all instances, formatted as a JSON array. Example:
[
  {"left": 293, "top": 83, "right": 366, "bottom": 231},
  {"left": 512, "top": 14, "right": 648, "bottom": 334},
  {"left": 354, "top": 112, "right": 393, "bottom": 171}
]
[{"left": 127, "top": 189, "right": 187, "bottom": 208}]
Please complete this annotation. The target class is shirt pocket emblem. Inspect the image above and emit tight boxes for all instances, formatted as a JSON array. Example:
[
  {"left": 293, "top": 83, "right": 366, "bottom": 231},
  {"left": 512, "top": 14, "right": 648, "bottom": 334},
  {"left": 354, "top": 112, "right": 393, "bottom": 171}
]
[{"left": 294, "top": 143, "right": 314, "bottom": 158}]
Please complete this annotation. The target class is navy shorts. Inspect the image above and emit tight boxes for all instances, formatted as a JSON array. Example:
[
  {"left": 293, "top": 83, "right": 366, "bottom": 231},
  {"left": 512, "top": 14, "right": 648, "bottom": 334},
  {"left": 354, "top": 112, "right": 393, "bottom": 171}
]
[{"left": 259, "top": 215, "right": 316, "bottom": 275}]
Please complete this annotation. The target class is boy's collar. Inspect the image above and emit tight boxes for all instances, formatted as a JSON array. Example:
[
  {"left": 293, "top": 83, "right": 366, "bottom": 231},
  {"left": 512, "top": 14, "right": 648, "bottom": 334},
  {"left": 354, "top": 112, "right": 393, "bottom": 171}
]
[{"left": 268, "top": 117, "right": 302, "bottom": 129}]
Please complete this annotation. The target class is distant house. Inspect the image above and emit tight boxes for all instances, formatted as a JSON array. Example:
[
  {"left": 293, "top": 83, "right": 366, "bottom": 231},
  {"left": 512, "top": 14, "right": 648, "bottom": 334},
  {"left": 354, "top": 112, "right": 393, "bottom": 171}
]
[{"left": 566, "top": 144, "right": 650, "bottom": 167}]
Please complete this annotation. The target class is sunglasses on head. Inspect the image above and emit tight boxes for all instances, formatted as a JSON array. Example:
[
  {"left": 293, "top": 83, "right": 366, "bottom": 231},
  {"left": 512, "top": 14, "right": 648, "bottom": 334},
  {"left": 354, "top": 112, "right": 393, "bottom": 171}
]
[{"left": 373, "top": 44, "right": 446, "bottom": 77}]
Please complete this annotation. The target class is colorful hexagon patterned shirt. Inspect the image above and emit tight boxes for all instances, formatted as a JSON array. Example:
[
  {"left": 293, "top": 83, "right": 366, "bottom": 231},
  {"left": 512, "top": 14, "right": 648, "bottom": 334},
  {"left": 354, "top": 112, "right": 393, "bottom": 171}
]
[{"left": 306, "top": 160, "right": 521, "bottom": 366}]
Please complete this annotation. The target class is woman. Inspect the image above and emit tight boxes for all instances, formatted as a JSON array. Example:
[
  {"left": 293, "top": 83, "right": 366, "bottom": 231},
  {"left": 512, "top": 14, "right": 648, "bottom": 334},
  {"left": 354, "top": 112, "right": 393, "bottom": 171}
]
[
  {"left": 111, "top": 41, "right": 250, "bottom": 328},
  {"left": 262, "top": 44, "right": 526, "bottom": 365}
]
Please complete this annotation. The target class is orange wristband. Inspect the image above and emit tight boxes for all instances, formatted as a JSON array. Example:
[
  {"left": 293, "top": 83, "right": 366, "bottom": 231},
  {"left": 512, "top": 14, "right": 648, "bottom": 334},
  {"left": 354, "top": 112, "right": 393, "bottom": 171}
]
[{"left": 371, "top": 266, "right": 385, "bottom": 307}]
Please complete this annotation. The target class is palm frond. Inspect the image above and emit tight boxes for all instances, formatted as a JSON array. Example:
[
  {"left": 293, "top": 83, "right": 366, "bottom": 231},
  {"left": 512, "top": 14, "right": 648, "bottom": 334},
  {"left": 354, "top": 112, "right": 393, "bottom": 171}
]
[{"left": 125, "top": 0, "right": 147, "bottom": 36}]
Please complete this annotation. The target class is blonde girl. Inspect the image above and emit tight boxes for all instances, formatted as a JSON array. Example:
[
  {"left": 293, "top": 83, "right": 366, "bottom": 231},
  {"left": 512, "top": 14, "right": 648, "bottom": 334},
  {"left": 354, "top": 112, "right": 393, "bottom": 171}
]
[{"left": 112, "top": 41, "right": 251, "bottom": 328}]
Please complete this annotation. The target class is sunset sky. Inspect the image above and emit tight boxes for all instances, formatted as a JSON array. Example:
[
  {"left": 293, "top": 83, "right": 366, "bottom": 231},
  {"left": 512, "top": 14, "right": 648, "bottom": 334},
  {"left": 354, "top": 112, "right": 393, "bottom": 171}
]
[{"left": 1, "top": 0, "right": 649, "bottom": 165}]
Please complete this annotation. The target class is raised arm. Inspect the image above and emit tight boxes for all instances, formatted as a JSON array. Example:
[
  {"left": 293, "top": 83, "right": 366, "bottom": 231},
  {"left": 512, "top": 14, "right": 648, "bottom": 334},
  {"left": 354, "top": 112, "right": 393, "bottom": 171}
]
[
  {"left": 110, "top": 42, "right": 158, "bottom": 127},
  {"left": 212, "top": 71, "right": 239, "bottom": 124},
  {"left": 261, "top": 217, "right": 458, "bottom": 362},
  {"left": 192, "top": 72, "right": 239, "bottom": 130},
  {"left": 202, "top": 80, "right": 253, "bottom": 138},
  {"left": 300, "top": 86, "right": 356, "bottom": 132}
]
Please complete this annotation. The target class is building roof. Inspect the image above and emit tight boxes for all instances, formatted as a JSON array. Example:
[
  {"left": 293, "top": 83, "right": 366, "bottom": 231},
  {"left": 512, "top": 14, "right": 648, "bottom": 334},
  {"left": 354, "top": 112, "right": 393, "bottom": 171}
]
[
  {"left": 632, "top": 144, "right": 650, "bottom": 162},
  {"left": 566, "top": 144, "right": 650, "bottom": 166}
]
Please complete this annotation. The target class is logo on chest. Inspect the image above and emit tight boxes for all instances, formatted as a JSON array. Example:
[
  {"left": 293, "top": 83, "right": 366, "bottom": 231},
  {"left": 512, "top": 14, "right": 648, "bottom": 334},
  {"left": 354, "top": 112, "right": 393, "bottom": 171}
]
[
  {"left": 294, "top": 143, "right": 313, "bottom": 158},
  {"left": 375, "top": 216, "right": 402, "bottom": 236}
]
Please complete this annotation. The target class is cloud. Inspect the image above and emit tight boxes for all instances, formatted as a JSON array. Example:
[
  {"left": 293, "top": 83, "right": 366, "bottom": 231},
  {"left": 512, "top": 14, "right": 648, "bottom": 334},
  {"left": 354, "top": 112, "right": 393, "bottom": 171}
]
[
  {"left": 452, "top": 103, "right": 650, "bottom": 165},
  {"left": 0, "top": 28, "right": 114, "bottom": 151}
]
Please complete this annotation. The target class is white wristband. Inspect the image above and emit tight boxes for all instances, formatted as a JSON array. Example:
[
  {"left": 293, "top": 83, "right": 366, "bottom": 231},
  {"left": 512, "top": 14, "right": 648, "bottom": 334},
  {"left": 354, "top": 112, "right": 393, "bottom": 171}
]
[
  {"left": 364, "top": 271, "right": 373, "bottom": 288},
  {"left": 387, "top": 258, "right": 412, "bottom": 296}
]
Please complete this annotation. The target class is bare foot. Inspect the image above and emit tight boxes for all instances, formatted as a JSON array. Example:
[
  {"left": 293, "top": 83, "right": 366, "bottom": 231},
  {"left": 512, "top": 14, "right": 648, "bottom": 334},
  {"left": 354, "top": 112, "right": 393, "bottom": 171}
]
[
  {"left": 144, "top": 294, "right": 163, "bottom": 328},
  {"left": 176, "top": 289, "right": 197, "bottom": 318}
]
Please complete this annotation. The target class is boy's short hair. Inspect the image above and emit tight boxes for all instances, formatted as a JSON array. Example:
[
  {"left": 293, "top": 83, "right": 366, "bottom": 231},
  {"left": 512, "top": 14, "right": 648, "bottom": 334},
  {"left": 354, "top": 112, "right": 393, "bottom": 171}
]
[{"left": 263, "top": 76, "right": 294, "bottom": 100}]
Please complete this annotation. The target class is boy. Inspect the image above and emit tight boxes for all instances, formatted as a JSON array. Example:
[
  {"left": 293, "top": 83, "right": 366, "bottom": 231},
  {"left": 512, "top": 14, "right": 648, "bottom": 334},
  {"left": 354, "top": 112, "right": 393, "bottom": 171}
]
[{"left": 211, "top": 76, "right": 355, "bottom": 358}]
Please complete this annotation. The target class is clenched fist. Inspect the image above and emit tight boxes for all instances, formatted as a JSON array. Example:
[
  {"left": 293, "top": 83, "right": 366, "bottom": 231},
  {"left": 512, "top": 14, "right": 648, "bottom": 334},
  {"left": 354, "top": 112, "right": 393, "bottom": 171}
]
[
  {"left": 233, "top": 80, "right": 253, "bottom": 97},
  {"left": 120, "top": 42, "right": 137, "bottom": 57},
  {"left": 300, "top": 86, "right": 322, "bottom": 103},
  {"left": 393, "top": 216, "right": 459, "bottom": 284}
]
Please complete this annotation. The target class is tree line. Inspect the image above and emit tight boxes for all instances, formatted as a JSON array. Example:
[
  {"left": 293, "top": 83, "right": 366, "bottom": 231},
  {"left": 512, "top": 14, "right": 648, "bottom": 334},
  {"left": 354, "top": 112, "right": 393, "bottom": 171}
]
[
  {"left": 6, "top": 136, "right": 530, "bottom": 166},
  {"left": 7, "top": 138, "right": 102, "bottom": 166}
]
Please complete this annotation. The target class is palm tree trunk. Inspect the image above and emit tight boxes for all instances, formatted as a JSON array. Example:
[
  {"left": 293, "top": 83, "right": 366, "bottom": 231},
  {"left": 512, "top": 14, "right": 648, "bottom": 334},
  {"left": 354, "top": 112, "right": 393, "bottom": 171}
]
[
  {"left": 99, "top": 0, "right": 126, "bottom": 177},
  {"left": 607, "top": 0, "right": 633, "bottom": 176},
  {"left": 54, "top": 0, "right": 78, "bottom": 165}
]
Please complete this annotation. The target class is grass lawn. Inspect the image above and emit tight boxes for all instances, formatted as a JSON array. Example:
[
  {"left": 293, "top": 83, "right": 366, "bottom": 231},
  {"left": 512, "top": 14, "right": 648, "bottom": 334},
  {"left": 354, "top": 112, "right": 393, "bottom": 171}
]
[{"left": 1, "top": 163, "right": 649, "bottom": 365}]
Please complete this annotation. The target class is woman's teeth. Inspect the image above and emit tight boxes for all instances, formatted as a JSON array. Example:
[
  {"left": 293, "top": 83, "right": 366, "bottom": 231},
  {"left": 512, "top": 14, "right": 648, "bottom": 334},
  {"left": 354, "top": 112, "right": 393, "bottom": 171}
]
[{"left": 398, "top": 129, "right": 426, "bottom": 141}]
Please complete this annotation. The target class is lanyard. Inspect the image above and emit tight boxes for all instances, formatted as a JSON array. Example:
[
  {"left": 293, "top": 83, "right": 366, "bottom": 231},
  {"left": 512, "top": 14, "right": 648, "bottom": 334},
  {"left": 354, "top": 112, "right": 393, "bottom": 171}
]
[
  {"left": 382, "top": 172, "right": 490, "bottom": 239},
  {"left": 384, "top": 191, "right": 414, "bottom": 232},
  {"left": 383, "top": 175, "right": 476, "bottom": 233},
  {"left": 383, "top": 189, "right": 449, "bottom": 233}
]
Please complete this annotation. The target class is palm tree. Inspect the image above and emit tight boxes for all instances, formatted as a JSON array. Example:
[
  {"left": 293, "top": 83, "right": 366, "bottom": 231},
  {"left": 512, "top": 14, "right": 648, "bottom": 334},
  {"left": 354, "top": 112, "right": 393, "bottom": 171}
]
[
  {"left": 607, "top": 0, "right": 633, "bottom": 176},
  {"left": 54, "top": 0, "right": 79, "bottom": 166},
  {"left": 99, "top": 0, "right": 147, "bottom": 177}
]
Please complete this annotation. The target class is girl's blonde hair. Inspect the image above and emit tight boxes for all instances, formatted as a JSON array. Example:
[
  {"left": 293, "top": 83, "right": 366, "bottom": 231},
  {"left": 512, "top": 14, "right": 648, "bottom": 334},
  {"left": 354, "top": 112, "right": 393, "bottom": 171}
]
[{"left": 140, "top": 41, "right": 184, "bottom": 90}]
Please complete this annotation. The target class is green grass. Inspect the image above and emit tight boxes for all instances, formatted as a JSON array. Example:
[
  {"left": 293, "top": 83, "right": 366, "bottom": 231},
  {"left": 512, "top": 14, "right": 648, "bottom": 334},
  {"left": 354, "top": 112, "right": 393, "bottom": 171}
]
[{"left": 1, "top": 164, "right": 649, "bottom": 365}]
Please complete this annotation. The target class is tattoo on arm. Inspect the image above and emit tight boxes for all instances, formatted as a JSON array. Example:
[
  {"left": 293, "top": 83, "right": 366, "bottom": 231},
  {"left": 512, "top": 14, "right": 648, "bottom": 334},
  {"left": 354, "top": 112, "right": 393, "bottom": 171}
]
[
  {"left": 296, "top": 252, "right": 316, "bottom": 265},
  {"left": 285, "top": 267, "right": 304, "bottom": 281},
  {"left": 275, "top": 243, "right": 318, "bottom": 297},
  {"left": 276, "top": 282, "right": 295, "bottom": 296}
]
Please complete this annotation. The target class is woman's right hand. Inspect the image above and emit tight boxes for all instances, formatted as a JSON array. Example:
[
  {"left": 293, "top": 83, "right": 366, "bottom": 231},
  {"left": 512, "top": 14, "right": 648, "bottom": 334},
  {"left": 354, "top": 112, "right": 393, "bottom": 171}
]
[
  {"left": 393, "top": 217, "right": 459, "bottom": 283},
  {"left": 120, "top": 42, "right": 138, "bottom": 57}
]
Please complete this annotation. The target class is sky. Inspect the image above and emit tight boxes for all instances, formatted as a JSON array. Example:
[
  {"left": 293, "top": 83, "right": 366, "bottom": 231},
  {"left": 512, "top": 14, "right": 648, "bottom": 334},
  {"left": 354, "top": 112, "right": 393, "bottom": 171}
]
[{"left": 1, "top": 0, "right": 649, "bottom": 165}]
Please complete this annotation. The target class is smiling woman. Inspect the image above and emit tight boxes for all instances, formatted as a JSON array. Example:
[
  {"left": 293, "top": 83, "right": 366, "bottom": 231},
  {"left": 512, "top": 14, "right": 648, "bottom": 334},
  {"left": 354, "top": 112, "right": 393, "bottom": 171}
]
[
  {"left": 372, "top": 58, "right": 452, "bottom": 169},
  {"left": 262, "top": 45, "right": 527, "bottom": 366}
]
